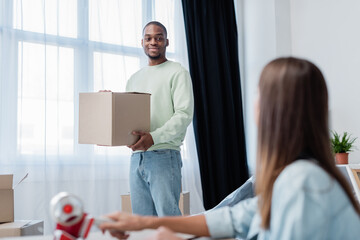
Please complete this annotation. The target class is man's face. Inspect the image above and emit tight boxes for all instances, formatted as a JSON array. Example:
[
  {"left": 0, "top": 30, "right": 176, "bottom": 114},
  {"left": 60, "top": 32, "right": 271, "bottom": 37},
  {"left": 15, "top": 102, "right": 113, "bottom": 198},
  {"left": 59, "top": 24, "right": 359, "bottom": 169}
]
[{"left": 142, "top": 24, "right": 168, "bottom": 60}]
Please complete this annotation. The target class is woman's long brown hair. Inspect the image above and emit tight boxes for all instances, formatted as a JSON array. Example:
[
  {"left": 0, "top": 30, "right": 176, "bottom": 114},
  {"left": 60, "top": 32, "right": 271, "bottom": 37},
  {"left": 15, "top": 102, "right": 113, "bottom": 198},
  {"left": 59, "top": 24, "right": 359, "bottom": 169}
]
[{"left": 255, "top": 57, "right": 360, "bottom": 229}]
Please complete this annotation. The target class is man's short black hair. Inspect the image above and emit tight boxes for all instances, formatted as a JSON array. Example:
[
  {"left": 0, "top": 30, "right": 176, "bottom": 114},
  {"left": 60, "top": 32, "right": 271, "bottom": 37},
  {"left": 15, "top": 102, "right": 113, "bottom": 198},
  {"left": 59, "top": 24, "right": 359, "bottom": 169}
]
[{"left": 142, "top": 21, "right": 167, "bottom": 38}]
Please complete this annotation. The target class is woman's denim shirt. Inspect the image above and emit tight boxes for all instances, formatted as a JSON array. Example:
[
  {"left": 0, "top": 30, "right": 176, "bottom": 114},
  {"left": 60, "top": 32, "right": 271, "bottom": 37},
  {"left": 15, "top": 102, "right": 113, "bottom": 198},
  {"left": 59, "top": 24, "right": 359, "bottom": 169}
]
[{"left": 205, "top": 160, "right": 360, "bottom": 239}]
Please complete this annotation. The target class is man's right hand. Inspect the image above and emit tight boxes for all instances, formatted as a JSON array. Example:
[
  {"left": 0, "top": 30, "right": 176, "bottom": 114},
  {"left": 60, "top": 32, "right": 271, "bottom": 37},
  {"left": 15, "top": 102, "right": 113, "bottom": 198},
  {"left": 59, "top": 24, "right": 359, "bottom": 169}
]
[
  {"left": 99, "top": 211, "right": 148, "bottom": 233},
  {"left": 127, "top": 131, "right": 154, "bottom": 151}
]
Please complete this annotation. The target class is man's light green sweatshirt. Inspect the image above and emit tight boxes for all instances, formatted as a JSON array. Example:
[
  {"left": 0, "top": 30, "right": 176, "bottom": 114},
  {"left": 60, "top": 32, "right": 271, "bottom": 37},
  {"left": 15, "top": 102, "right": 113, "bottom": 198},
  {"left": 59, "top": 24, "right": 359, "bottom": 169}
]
[{"left": 126, "top": 60, "right": 194, "bottom": 151}]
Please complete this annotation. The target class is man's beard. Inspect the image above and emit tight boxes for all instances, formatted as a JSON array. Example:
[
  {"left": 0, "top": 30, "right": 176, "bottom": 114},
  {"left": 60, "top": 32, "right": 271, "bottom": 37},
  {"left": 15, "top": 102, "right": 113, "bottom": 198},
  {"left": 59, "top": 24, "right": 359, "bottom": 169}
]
[{"left": 146, "top": 53, "right": 161, "bottom": 60}]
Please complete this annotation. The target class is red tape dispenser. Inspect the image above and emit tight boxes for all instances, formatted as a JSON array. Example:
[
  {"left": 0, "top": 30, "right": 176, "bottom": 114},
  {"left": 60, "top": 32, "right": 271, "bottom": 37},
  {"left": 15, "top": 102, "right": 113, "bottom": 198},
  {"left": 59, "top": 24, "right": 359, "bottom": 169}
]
[{"left": 50, "top": 192, "right": 95, "bottom": 240}]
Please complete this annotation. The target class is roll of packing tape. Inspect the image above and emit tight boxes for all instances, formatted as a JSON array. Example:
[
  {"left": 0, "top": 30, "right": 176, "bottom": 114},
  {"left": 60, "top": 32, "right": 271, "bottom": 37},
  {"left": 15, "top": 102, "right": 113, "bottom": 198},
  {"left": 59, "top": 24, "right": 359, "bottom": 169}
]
[{"left": 50, "top": 192, "right": 84, "bottom": 226}]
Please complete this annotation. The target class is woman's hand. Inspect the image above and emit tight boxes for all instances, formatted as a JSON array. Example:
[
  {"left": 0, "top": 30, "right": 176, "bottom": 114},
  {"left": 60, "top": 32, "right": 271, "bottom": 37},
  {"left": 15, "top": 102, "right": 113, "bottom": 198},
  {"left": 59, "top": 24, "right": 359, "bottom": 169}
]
[
  {"left": 107, "top": 231, "right": 130, "bottom": 240},
  {"left": 99, "top": 211, "right": 209, "bottom": 239},
  {"left": 146, "top": 227, "right": 184, "bottom": 240},
  {"left": 99, "top": 211, "right": 147, "bottom": 233}
]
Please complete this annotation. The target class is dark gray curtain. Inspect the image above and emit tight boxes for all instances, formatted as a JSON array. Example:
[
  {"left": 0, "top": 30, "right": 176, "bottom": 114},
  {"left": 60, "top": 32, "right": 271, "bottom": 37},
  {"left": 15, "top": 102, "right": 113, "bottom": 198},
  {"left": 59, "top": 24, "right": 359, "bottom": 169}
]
[{"left": 182, "top": 0, "right": 249, "bottom": 209}]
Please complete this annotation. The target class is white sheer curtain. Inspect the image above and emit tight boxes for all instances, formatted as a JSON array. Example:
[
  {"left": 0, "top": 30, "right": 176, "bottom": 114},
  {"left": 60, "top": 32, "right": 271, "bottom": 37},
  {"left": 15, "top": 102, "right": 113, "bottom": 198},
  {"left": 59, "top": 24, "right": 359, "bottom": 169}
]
[{"left": 0, "top": 0, "right": 204, "bottom": 234}]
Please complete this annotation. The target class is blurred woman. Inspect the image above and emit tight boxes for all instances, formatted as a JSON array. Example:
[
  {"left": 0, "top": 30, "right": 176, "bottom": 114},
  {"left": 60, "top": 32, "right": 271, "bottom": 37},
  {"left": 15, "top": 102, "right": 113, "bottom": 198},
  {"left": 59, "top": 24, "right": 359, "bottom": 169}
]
[{"left": 100, "top": 57, "right": 360, "bottom": 240}]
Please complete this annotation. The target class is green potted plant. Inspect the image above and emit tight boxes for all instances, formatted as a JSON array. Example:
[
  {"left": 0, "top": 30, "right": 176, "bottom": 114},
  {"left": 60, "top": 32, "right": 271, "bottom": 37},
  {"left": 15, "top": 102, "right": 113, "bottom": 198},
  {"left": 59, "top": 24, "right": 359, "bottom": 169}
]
[{"left": 331, "top": 131, "right": 357, "bottom": 164}]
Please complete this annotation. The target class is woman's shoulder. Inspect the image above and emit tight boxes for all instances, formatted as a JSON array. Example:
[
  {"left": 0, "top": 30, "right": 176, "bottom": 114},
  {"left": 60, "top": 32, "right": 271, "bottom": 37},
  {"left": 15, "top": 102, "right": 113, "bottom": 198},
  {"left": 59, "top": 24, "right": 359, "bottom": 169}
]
[
  {"left": 270, "top": 162, "right": 360, "bottom": 239},
  {"left": 274, "top": 160, "right": 334, "bottom": 194},
  {"left": 273, "top": 159, "right": 354, "bottom": 211}
]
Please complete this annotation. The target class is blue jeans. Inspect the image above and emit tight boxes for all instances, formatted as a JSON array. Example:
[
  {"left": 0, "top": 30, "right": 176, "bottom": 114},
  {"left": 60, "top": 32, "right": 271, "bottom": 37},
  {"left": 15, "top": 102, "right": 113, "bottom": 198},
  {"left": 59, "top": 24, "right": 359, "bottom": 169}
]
[{"left": 129, "top": 149, "right": 183, "bottom": 216}]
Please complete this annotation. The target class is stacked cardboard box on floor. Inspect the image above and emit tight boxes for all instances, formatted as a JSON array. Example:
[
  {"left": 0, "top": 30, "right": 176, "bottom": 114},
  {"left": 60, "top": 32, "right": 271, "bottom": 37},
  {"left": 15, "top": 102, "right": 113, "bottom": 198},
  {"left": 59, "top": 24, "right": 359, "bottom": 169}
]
[
  {"left": 0, "top": 174, "right": 14, "bottom": 223},
  {"left": 0, "top": 174, "right": 44, "bottom": 237},
  {"left": 0, "top": 221, "right": 44, "bottom": 237}
]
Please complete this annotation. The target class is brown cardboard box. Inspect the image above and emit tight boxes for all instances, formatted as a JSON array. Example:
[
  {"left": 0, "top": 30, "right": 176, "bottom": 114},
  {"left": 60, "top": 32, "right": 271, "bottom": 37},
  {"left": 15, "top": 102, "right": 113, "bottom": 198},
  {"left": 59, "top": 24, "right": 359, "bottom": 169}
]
[
  {"left": 121, "top": 194, "right": 132, "bottom": 214},
  {"left": 179, "top": 191, "right": 190, "bottom": 215},
  {"left": 121, "top": 191, "right": 190, "bottom": 215},
  {"left": 0, "top": 220, "right": 44, "bottom": 237},
  {"left": 78, "top": 92, "right": 151, "bottom": 146},
  {"left": 0, "top": 175, "right": 14, "bottom": 223}
]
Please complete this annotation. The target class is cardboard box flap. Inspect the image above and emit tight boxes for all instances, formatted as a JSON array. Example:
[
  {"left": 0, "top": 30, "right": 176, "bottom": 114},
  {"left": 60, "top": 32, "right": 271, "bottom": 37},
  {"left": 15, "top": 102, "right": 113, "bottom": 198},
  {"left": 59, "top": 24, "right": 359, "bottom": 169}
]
[
  {"left": 0, "top": 173, "right": 28, "bottom": 190},
  {"left": 0, "top": 175, "right": 13, "bottom": 189},
  {"left": 13, "top": 173, "right": 28, "bottom": 189}
]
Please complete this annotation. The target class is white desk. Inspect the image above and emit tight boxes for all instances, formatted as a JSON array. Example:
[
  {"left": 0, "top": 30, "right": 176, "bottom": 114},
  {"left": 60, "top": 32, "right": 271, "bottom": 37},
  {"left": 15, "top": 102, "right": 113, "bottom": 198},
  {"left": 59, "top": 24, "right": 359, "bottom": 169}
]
[
  {"left": 0, "top": 230, "right": 232, "bottom": 240},
  {"left": 337, "top": 164, "right": 360, "bottom": 202}
]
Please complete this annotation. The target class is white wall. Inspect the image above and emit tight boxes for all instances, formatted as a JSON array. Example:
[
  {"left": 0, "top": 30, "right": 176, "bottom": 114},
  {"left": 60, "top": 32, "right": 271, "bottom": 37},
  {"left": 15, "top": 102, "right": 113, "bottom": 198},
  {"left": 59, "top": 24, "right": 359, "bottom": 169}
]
[
  {"left": 237, "top": 0, "right": 275, "bottom": 174},
  {"left": 238, "top": 0, "right": 360, "bottom": 173},
  {"left": 290, "top": 0, "right": 360, "bottom": 164},
  {"left": 238, "top": 0, "right": 292, "bottom": 173}
]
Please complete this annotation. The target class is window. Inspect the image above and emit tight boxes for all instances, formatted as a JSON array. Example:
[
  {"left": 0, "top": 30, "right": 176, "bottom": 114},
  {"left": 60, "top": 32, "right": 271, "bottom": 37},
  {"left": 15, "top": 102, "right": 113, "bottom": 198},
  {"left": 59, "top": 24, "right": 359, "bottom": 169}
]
[
  {"left": 17, "top": 43, "right": 74, "bottom": 155},
  {"left": 1, "top": 0, "right": 180, "bottom": 162},
  {"left": 89, "top": 0, "right": 142, "bottom": 47},
  {"left": 1, "top": 2, "right": 203, "bottom": 232}
]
